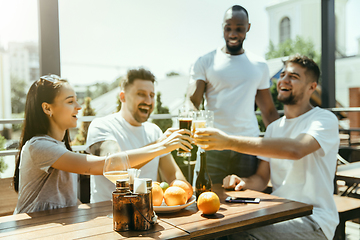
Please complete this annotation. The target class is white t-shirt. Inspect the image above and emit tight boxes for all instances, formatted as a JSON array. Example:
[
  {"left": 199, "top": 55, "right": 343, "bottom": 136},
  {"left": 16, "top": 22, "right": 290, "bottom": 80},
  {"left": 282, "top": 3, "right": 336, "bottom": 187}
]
[
  {"left": 259, "top": 107, "right": 339, "bottom": 240},
  {"left": 86, "top": 112, "right": 165, "bottom": 203},
  {"left": 190, "top": 48, "right": 270, "bottom": 137}
]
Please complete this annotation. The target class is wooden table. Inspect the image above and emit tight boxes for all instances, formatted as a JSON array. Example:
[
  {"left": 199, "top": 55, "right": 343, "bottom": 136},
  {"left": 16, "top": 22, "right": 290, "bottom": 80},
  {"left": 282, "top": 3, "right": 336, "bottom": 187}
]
[
  {"left": 0, "top": 185, "right": 312, "bottom": 240},
  {"left": 337, "top": 161, "right": 360, "bottom": 196},
  {"left": 159, "top": 184, "right": 313, "bottom": 239}
]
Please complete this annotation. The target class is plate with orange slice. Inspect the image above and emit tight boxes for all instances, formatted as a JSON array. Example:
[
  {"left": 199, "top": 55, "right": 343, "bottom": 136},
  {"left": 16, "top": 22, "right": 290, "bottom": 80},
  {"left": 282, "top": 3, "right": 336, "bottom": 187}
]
[{"left": 153, "top": 195, "right": 196, "bottom": 213}]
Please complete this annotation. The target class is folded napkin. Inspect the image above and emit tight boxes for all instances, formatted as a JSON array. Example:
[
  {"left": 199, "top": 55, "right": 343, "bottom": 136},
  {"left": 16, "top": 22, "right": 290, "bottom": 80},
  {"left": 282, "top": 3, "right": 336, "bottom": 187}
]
[
  {"left": 128, "top": 168, "right": 141, "bottom": 185},
  {"left": 133, "top": 178, "right": 148, "bottom": 193}
]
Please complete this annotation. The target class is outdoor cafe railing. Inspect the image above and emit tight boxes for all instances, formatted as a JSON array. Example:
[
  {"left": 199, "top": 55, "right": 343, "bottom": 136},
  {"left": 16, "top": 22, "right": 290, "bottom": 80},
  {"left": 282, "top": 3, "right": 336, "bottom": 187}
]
[{"left": 1, "top": 107, "right": 360, "bottom": 158}]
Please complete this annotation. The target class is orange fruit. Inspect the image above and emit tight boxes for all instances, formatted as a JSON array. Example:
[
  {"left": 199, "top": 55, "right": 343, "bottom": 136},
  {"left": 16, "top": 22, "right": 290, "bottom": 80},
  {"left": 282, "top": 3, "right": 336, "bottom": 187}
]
[
  {"left": 164, "top": 186, "right": 187, "bottom": 206},
  {"left": 152, "top": 181, "right": 160, "bottom": 186},
  {"left": 170, "top": 179, "right": 193, "bottom": 201},
  {"left": 197, "top": 192, "right": 220, "bottom": 215},
  {"left": 152, "top": 182, "right": 164, "bottom": 206}
]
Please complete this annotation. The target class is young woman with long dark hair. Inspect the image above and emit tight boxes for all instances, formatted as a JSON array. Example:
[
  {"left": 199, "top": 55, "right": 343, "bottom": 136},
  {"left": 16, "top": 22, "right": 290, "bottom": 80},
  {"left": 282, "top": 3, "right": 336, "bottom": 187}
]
[{"left": 13, "top": 74, "right": 192, "bottom": 214}]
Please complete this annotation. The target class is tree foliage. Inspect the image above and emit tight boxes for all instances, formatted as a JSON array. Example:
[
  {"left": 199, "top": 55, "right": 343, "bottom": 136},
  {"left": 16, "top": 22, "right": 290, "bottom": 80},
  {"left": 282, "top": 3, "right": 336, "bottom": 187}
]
[
  {"left": 256, "top": 81, "right": 283, "bottom": 132},
  {"left": 0, "top": 134, "right": 8, "bottom": 173},
  {"left": 72, "top": 97, "right": 96, "bottom": 147},
  {"left": 85, "top": 77, "right": 121, "bottom": 100},
  {"left": 115, "top": 76, "right": 124, "bottom": 112},
  {"left": 11, "top": 76, "right": 27, "bottom": 113},
  {"left": 116, "top": 95, "right": 122, "bottom": 112},
  {"left": 166, "top": 71, "right": 180, "bottom": 77},
  {"left": 266, "top": 36, "right": 320, "bottom": 65},
  {"left": 152, "top": 92, "right": 173, "bottom": 132}
]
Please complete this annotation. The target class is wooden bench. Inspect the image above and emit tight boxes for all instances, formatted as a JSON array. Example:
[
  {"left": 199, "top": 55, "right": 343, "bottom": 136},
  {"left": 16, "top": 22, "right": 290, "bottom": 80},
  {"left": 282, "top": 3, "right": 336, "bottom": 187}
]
[
  {"left": 0, "top": 177, "right": 18, "bottom": 216},
  {"left": 333, "top": 194, "right": 360, "bottom": 240}
]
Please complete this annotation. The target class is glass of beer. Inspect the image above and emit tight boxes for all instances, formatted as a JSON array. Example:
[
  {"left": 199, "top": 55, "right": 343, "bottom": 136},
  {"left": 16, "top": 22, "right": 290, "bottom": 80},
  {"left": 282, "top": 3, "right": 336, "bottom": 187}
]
[
  {"left": 177, "top": 108, "right": 193, "bottom": 157},
  {"left": 192, "top": 110, "right": 206, "bottom": 134},
  {"left": 192, "top": 110, "right": 214, "bottom": 148}
]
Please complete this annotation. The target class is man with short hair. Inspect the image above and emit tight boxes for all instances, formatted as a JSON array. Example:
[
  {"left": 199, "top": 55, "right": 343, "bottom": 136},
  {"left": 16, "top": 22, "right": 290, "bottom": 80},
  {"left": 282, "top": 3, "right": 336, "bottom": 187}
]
[
  {"left": 86, "top": 68, "right": 191, "bottom": 203},
  {"left": 195, "top": 55, "right": 339, "bottom": 240},
  {"left": 189, "top": 5, "right": 279, "bottom": 184}
]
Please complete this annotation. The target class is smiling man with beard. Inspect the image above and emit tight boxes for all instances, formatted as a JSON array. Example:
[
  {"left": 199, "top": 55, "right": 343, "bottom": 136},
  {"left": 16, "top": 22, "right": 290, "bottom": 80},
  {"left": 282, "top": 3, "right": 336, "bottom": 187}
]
[
  {"left": 194, "top": 55, "right": 339, "bottom": 240},
  {"left": 188, "top": 5, "right": 279, "bottom": 186},
  {"left": 86, "top": 68, "right": 191, "bottom": 203}
]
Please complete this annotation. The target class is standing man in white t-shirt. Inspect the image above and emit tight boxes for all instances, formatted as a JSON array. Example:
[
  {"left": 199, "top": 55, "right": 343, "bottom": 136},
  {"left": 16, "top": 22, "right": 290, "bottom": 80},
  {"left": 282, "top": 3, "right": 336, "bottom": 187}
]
[
  {"left": 86, "top": 68, "right": 191, "bottom": 203},
  {"left": 195, "top": 55, "right": 339, "bottom": 240},
  {"left": 189, "top": 5, "right": 279, "bottom": 184}
]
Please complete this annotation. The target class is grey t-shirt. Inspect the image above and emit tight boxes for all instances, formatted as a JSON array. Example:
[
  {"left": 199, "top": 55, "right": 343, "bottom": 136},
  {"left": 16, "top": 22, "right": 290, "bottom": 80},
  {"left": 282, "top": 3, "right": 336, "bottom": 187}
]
[{"left": 14, "top": 135, "right": 78, "bottom": 214}]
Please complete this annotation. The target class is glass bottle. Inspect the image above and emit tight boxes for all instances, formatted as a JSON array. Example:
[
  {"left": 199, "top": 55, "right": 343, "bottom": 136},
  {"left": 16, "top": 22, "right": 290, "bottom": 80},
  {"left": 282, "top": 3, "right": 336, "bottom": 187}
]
[
  {"left": 195, "top": 150, "right": 212, "bottom": 199},
  {"left": 112, "top": 179, "right": 132, "bottom": 231}
]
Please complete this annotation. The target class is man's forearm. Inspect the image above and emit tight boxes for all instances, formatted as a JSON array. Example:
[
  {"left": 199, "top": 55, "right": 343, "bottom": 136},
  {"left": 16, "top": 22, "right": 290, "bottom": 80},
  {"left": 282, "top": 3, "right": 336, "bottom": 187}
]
[
  {"left": 227, "top": 136, "right": 304, "bottom": 160},
  {"left": 126, "top": 142, "right": 173, "bottom": 169},
  {"left": 89, "top": 141, "right": 167, "bottom": 169}
]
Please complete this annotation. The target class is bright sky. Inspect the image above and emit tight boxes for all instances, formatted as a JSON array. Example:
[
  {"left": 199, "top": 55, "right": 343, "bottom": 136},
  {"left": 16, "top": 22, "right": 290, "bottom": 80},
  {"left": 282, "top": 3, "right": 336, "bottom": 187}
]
[{"left": 0, "top": 0, "right": 359, "bottom": 86}]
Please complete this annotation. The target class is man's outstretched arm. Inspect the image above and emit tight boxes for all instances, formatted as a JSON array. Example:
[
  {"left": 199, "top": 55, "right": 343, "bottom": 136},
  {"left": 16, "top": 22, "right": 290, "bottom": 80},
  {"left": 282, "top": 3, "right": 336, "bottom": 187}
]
[{"left": 195, "top": 128, "right": 321, "bottom": 160}]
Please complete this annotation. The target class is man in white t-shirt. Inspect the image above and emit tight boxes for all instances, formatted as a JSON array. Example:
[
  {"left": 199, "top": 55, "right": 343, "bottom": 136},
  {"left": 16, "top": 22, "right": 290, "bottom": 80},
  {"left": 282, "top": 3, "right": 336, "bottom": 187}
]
[
  {"left": 188, "top": 5, "right": 279, "bottom": 184},
  {"left": 86, "top": 68, "right": 191, "bottom": 203},
  {"left": 195, "top": 55, "right": 339, "bottom": 240}
]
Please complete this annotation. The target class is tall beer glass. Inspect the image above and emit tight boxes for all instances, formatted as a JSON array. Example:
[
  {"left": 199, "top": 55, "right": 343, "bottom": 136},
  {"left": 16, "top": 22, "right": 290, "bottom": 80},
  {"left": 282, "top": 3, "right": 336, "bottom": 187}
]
[
  {"left": 177, "top": 108, "right": 192, "bottom": 157},
  {"left": 192, "top": 110, "right": 214, "bottom": 148}
]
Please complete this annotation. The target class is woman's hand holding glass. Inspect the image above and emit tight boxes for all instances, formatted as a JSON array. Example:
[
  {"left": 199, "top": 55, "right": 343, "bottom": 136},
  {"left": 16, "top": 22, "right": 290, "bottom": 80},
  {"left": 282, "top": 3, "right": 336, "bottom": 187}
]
[
  {"left": 103, "top": 152, "right": 130, "bottom": 184},
  {"left": 159, "top": 129, "right": 193, "bottom": 153},
  {"left": 157, "top": 128, "right": 178, "bottom": 142}
]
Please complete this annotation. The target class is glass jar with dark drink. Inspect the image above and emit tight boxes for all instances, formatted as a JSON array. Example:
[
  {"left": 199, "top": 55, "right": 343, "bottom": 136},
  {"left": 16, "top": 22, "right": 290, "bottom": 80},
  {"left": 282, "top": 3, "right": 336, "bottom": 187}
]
[{"left": 177, "top": 108, "right": 192, "bottom": 157}]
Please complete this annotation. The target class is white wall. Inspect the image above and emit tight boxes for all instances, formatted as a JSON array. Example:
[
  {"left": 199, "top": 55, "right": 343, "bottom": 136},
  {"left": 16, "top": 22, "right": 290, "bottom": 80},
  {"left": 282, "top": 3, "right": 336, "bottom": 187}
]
[
  {"left": 8, "top": 42, "right": 30, "bottom": 82},
  {"left": 266, "top": 0, "right": 347, "bottom": 53},
  {"left": 335, "top": 56, "right": 360, "bottom": 107}
]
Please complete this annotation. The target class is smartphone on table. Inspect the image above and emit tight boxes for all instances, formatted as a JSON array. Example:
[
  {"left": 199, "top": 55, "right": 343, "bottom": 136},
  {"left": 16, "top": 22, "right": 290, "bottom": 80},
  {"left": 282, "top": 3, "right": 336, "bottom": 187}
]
[{"left": 225, "top": 196, "right": 260, "bottom": 204}]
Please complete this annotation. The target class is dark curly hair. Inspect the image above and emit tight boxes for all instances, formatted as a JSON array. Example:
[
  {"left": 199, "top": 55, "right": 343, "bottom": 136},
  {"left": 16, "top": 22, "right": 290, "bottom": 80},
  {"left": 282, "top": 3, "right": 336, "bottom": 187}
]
[
  {"left": 285, "top": 54, "right": 320, "bottom": 83},
  {"left": 120, "top": 68, "right": 155, "bottom": 91}
]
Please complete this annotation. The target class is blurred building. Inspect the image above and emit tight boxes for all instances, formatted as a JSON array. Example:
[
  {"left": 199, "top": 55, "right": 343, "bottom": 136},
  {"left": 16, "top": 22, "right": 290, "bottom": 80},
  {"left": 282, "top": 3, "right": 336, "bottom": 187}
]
[
  {"left": 267, "top": 0, "right": 347, "bottom": 55},
  {"left": 8, "top": 41, "right": 39, "bottom": 83},
  {"left": 266, "top": 0, "right": 360, "bottom": 107},
  {"left": 0, "top": 44, "right": 12, "bottom": 136}
]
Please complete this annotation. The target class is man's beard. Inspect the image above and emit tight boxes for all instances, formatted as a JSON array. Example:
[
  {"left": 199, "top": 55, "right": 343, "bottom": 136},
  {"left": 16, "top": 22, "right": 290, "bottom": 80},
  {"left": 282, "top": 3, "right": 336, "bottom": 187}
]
[
  {"left": 133, "top": 112, "right": 150, "bottom": 123},
  {"left": 226, "top": 41, "right": 243, "bottom": 55},
  {"left": 277, "top": 92, "right": 303, "bottom": 105},
  {"left": 133, "top": 104, "right": 152, "bottom": 123}
]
